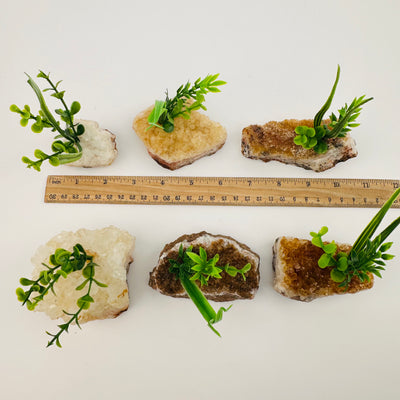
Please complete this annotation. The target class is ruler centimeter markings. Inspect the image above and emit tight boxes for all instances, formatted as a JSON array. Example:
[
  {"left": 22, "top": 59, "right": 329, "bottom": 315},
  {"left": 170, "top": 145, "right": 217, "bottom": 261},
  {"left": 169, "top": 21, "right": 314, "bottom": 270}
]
[{"left": 44, "top": 175, "right": 400, "bottom": 208}]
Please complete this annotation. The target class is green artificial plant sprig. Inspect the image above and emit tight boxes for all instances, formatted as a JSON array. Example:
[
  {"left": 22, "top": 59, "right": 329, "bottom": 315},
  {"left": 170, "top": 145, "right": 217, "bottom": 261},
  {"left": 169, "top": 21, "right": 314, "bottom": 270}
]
[
  {"left": 294, "top": 65, "right": 373, "bottom": 154},
  {"left": 311, "top": 188, "right": 400, "bottom": 287},
  {"left": 147, "top": 74, "right": 226, "bottom": 133},
  {"left": 10, "top": 70, "right": 85, "bottom": 171},
  {"left": 16, "top": 244, "right": 107, "bottom": 348},
  {"left": 168, "top": 245, "right": 251, "bottom": 336}
]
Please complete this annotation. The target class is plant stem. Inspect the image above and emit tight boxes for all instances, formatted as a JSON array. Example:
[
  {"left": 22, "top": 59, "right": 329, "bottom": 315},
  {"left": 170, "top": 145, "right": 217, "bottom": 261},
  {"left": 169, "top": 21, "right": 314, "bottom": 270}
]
[
  {"left": 41, "top": 72, "right": 78, "bottom": 138},
  {"left": 47, "top": 305, "right": 84, "bottom": 348},
  {"left": 22, "top": 264, "right": 61, "bottom": 307}
]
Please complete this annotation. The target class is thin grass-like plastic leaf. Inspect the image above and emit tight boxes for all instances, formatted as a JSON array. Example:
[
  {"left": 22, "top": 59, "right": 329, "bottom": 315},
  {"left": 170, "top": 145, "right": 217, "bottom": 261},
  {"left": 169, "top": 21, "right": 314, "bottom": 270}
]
[
  {"left": 147, "top": 100, "right": 166, "bottom": 130},
  {"left": 314, "top": 65, "right": 341, "bottom": 128},
  {"left": 378, "top": 216, "right": 400, "bottom": 245},
  {"left": 57, "top": 152, "right": 82, "bottom": 164},
  {"left": 25, "top": 74, "right": 65, "bottom": 136},
  {"left": 352, "top": 188, "right": 400, "bottom": 253}
]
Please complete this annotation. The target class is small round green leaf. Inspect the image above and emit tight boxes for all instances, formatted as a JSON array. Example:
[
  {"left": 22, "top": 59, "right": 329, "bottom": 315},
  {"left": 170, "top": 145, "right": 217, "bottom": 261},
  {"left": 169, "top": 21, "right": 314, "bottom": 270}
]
[
  {"left": 31, "top": 123, "right": 43, "bottom": 133},
  {"left": 323, "top": 242, "right": 337, "bottom": 255},
  {"left": 315, "top": 126, "right": 326, "bottom": 139},
  {"left": 295, "top": 126, "right": 308, "bottom": 135},
  {"left": 314, "top": 142, "right": 328, "bottom": 154},
  {"left": 163, "top": 121, "right": 174, "bottom": 132},
  {"left": 16, "top": 288, "right": 26, "bottom": 301},
  {"left": 19, "top": 278, "right": 34, "bottom": 286},
  {"left": 54, "top": 248, "right": 71, "bottom": 265},
  {"left": 294, "top": 135, "right": 304, "bottom": 145},
  {"left": 70, "top": 101, "right": 81, "bottom": 115},
  {"left": 20, "top": 118, "right": 29, "bottom": 127},
  {"left": 56, "top": 270, "right": 68, "bottom": 279},
  {"left": 34, "top": 149, "right": 47, "bottom": 159},
  {"left": 319, "top": 226, "right": 328, "bottom": 235},
  {"left": 330, "top": 269, "right": 346, "bottom": 283},
  {"left": 10, "top": 104, "right": 20, "bottom": 112},
  {"left": 380, "top": 242, "right": 393, "bottom": 252},
  {"left": 306, "top": 127, "right": 316, "bottom": 137},
  {"left": 52, "top": 141, "right": 66, "bottom": 152},
  {"left": 311, "top": 236, "right": 323, "bottom": 248},
  {"left": 76, "top": 124, "right": 85, "bottom": 135},
  {"left": 21, "top": 156, "right": 32, "bottom": 164},
  {"left": 49, "top": 156, "right": 60, "bottom": 166},
  {"left": 308, "top": 137, "right": 318, "bottom": 147},
  {"left": 318, "top": 253, "right": 331, "bottom": 268},
  {"left": 82, "top": 264, "right": 94, "bottom": 279}
]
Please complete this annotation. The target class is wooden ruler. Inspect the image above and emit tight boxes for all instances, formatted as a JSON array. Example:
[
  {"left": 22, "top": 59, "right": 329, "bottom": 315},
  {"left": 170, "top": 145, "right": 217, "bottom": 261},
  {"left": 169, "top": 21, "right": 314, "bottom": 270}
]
[{"left": 44, "top": 175, "right": 400, "bottom": 208}]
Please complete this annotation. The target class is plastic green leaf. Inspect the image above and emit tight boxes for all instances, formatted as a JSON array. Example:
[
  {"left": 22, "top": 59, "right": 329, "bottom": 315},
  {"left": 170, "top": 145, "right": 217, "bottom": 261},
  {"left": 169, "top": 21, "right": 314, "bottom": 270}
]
[
  {"left": 319, "top": 226, "right": 329, "bottom": 235},
  {"left": 48, "top": 156, "right": 60, "bottom": 166},
  {"left": 51, "top": 141, "right": 66, "bottom": 152},
  {"left": 318, "top": 253, "right": 331, "bottom": 268},
  {"left": 16, "top": 288, "right": 26, "bottom": 301},
  {"left": 352, "top": 188, "right": 400, "bottom": 253},
  {"left": 314, "top": 142, "right": 328, "bottom": 154},
  {"left": 242, "top": 263, "right": 251, "bottom": 273},
  {"left": 70, "top": 101, "right": 81, "bottom": 115},
  {"left": 207, "top": 86, "right": 221, "bottom": 93},
  {"left": 21, "top": 156, "right": 32, "bottom": 164},
  {"left": 199, "top": 247, "right": 207, "bottom": 261},
  {"left": 51, "top": 91, "right": 65, "bottom": 100},
  {"left": 34, "top": 149, "right": 47, "bottom": 159},
  {"left": 305, "top": 127, "right": 316, "bottom": 137},
  {"left": 19, "top": 278, "right": 34, "bottom": 286},
  {"left": 76, "top": 124, "right": 85, "bottom": 135},
  {"left": 294, "top": 126, "right": 309, "bottom": 135},
  {"left": 315, "top": 126, "right": 326, "bottom": 139},
  {"left": 330, "top": 269, "right": 345, "bottom": 283},
  {"left": 380, "top": 242, "right": 393, "bottom": 252},
  {"left": 314, "top": 65, "right": 341, "bottom": 128},
  {"left": 163, "top": 121, "right": 174, "bottom": 132},
  {"left": 212, "top": 80, "right": 226, "bottom": 86},
  {"left": 225, "top": 266, "right": 237, "bottom": 277},
  {"left": 311, "top": 236, "right": 323, "bottom": 248},
  {"left": 82, "top": 264, "right": 94, "bottom": 279},
  {"left": 54, "top": 248, "right": 71, "bottom": 265},
  {"left": 37, "top": 71, "right": 48, "bottom": 79},
  {"left": 75, "top": 279, "right": 89, "bottom": 291},
  {"left": 294, "top": 135, "right": 305, "bottom": 145},
  {"left": 323, "top": 242, "right": 337, "bottom": 255},
  {"left": 337, "top": 256, "right": 348, "bottom": 271},
  {"left": 31, "top": 123, "right": 43, "bottom": 133},
  {"left": 308, "top": 137, "right": 317, "bottom": 147}
]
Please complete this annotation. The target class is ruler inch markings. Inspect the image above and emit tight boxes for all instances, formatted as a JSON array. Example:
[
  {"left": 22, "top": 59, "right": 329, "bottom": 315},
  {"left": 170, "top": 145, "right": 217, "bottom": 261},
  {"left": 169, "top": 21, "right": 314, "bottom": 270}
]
[{"left": 45, "top": 175, "right": 400, "bottom": 208}]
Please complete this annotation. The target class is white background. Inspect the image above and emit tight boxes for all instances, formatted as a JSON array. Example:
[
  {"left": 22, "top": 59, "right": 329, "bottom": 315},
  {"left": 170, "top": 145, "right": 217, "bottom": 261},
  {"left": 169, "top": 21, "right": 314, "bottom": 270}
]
[{"left": 1, "top": 1, "right": 400, "bottom": 399}]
